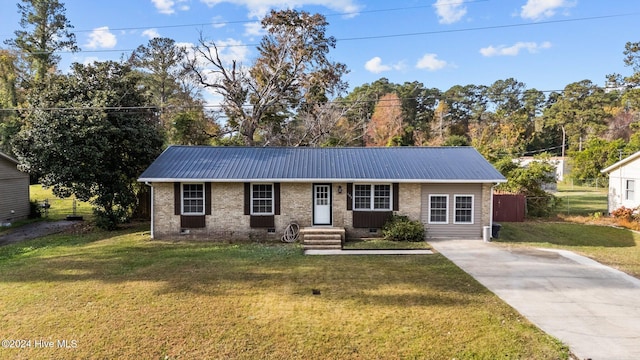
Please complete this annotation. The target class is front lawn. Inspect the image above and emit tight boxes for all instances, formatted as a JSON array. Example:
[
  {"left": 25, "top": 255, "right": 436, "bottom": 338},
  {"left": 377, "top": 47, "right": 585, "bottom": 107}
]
[
  {"left": 0, "top": 225, "right": 567, "bottom": 359},
  {"left": 496, "top": 222, "right": 640, "bottom": 278}
]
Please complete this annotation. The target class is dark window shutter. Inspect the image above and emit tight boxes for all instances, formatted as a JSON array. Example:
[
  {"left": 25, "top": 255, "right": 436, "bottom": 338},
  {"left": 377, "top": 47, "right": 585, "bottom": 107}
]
[
  {"left": 244, "top": 183, "right": 251, "bottom": 215},
  {"left": 181, "top": 215, "right": 205, "bottom": 228},
  {"left": 174, "top": 182, "right": 181, "bottom": 215},
  {"left": 346, "top": 183, "right": 353, "bottom": 210},
  {"left": 250, "top": 215, "right": 275, "bottom": 228},
  {"left": 393, "top": 183, "right": 399, "bottom": 211},
  {"left": 274, "top": 183, "right": 281, "bottom": 215},
  {"left": 353, "top": 211, "right": 392, "bottom": 228},
  {"left": 205, "top": 182, "right": 212, "bottom": 215}
]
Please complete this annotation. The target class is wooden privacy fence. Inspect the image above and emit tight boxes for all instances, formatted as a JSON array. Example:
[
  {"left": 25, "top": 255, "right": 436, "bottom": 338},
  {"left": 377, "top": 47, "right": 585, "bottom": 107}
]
[{"left": 493, "top": 193, "right": 526, "bottom": 222}]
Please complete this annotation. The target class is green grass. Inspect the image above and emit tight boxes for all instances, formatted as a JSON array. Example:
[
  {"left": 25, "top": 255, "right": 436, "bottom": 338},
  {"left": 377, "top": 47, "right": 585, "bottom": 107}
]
[
  {"left": 0, "top": 226, "right": 568, "bottom": 359},
  {"left": 30, "top": 184, "right": 93, "bottom": 220},
  {"left": 344, "top": 238, "right": 432, "bottom": 250},
  {"left": 496, "top": 222, "right": 640, "bottom": 278},
  {"left": 554, "top": 183, "right": 608, "bottom": 216},
  {"left": 0, "top": 185, "right": 93, "bottom": 235}
]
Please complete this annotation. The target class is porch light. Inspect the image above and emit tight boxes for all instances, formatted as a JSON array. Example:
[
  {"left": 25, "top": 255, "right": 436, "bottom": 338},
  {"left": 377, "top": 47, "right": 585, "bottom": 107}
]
[{"left": 338, "top": 185, "right": 343, "bottom": 194}]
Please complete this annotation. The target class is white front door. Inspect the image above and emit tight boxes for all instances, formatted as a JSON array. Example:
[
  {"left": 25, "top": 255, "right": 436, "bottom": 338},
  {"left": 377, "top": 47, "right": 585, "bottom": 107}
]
[{"left": 313, "top": 184, "right": 331, "bottom": 225}]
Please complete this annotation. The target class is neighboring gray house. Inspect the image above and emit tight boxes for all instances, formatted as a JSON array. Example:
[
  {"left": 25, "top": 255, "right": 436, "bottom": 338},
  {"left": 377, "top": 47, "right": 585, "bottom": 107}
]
[
  {"left": 0, "top": 151, "right": 30, "bottom": 224},
  {"left": 138, "top": 146, "right": 506, "bottom": 246},
  {"left": 602, "top": 151, "right": 640, "bottom": 213}
]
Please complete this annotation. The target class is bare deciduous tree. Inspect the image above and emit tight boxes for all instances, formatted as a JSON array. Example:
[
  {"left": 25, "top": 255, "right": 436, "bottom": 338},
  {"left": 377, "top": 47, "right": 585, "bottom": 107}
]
[{"left": 185, "top": 9, "right": 347, "bottom": 146}]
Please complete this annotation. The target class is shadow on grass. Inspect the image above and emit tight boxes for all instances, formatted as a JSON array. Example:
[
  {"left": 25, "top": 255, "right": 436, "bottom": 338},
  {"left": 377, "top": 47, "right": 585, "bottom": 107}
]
[
  {"left": 0, "top": 226, "right": 485, "bottom": 306},
  {"left": 495, "top": 222, "right": 637, "bottom": 248}
]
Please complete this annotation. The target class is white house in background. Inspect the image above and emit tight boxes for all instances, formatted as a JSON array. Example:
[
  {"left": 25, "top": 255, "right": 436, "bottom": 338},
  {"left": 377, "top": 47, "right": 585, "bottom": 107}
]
[
  {"left": 517, "top": 156, "right": 566, "bottom": 181},
  {"left": 517, "top": 156, "right": 566, "bottom": 192},
  {"left": 601, "top": 151, "right": 640, "bottom": 213}
]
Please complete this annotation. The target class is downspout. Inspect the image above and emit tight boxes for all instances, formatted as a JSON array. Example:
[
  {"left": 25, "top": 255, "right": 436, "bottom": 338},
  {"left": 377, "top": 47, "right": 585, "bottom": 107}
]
[
  {"left": 145, "top": 182, "right": 154, "bottom": 239},
  {"left": 490, "top": 183, "right": 498, "bottom": 231},
  {"left": 618, "top": 166, "right": 623, "bottom": 212}
]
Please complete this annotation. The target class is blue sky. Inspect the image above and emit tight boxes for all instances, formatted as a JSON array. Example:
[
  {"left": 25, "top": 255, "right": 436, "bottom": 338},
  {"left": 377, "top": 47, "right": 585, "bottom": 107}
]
[{"left": 1, "top": 0, "right": 639, "bottom": 95}]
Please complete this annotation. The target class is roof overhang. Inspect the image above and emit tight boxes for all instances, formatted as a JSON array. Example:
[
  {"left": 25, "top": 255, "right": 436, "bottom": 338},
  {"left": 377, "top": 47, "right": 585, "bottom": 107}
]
[{"left": 601, "top": 151, "right": 640, "bottom": 174}]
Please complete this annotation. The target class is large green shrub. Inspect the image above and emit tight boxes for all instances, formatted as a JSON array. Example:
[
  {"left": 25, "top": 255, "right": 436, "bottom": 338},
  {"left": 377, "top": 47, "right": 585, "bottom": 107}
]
[
  {"left": 382, "top": 215, "right": 425, "bottom": 242},
  {"left": 28, "top": 200, "right": 42, "bottom": 219}
]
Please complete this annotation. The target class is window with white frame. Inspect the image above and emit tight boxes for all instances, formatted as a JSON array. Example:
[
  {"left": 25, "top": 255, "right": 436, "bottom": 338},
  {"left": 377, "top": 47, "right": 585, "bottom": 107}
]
[
  {"left": 454, "top": 195, "right": 474, "bottom": 224},
  {"left": 626, "top": 180, "right": 635, "bottom": 201},
  {"left": 429, "top": 195, "right": 448, "bottom": 224},
  {"left": 353, "top": 184, "right": 392, "bottom": 211},
  {"left": 182, "top": 183, "right": 204, "bottom": 215},
  {"left": 251, "top": 183, "right": 274, "bottom": 215}
]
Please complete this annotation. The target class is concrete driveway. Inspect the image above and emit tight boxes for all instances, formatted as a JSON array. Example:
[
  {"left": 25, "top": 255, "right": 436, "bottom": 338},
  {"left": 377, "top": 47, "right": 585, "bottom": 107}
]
[{"left": 429, "top": 239, "right": 640, "bottom": 360}]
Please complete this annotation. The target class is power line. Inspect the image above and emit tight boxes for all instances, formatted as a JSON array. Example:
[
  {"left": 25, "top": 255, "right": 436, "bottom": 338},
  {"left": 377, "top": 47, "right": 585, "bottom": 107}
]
[
  {"left": 0, "top": 0, "right": 489, "bottom": 39},
  {"left": 337, "top": 13, "right": 640, "bottom": 42},
  {"left": 78, "top": 0, "right": 491, "bottom": 34},
  {"left": 4, "top": 11, "right": 637, "bottom": 55}
]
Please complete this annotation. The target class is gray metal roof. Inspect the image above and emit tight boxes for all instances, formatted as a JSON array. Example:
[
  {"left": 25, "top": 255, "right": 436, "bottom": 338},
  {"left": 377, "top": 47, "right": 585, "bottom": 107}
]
[{"left": 138, "top": 146, "right": 506, "bottom": 183}]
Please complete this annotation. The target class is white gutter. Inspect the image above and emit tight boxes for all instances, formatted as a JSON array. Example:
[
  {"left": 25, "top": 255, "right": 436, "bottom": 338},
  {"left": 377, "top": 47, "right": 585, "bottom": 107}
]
[
  {"left": 490, "top": 183, "right": 498, "bottom": 235},
  {"left": 145, "top": 181, "right": 154, "bottom": 239}
]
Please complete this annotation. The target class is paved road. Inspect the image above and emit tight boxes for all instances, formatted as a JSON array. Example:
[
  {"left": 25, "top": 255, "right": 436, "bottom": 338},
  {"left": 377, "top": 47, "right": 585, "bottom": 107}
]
[{"left": 429, "top": 239, "right": 640, "bottom": 360}]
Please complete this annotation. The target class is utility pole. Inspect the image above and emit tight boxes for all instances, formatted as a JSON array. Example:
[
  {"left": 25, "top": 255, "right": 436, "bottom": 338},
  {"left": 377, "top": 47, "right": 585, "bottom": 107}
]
[{"left": 561, "top": 125, "right": 566, "bottom": 159}]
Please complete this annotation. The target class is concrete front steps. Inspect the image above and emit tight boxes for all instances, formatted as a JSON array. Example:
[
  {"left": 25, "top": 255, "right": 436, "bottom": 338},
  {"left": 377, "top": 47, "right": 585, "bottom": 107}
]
[{"left": 300, "top": 227, "right": 345, "bottom": 250}]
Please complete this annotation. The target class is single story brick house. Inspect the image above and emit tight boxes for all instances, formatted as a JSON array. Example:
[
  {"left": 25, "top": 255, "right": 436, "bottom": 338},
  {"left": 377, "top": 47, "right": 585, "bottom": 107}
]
[
  {"left": 0, "top": 151, "right": 30, "bottom": 224},
  {"left": 601, "top": 151, "right": 640, "bottom": 213},
  {"left": 138, "top": 146, "right": 506, "bottom": 242}
]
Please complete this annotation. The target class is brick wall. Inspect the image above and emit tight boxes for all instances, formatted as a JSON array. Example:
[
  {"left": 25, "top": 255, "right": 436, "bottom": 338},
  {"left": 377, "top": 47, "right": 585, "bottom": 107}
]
[
  {"left": 481, "top": 183, "right": 492, "bottom": 226},
  {"left": 152, "top": 182, "right": 180, "bottom": 239},
  {"left": 153, "top": 182, "right": 316, "bottom": 241},
  {"left": 399, "top": 183, "right": 421, "bottom": 221},
  {"left": 152, "top": 181, "right": 471, "bottom": 241}
]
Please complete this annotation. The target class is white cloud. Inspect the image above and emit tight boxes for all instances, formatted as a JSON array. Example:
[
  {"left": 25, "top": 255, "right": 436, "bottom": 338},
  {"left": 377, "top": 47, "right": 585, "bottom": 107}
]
[
  {"left": 82, "top": 57, "right": 100, "bottom": 66},
  {"left": 211, "top": 16, "right": 227, "bottom": 29},
  {"left": 244, "top": 22, "right": 265, "bottom": 37},
  {"left": 520, "top": 0, "right": 576, "bottom": 20},
  {"left": 151, "top": 0, "right": 190, "bottom": 15},
  {"left": 480, "top": 41, "right": 552, "bottom": 57},
  {"left": 416, "top": 53, "right": 447, "bottom": 71},
  {"left": 364, "top": 57, "right": 406, "bottom": 74},
  {"left": 142, "top": 29, "right": 161, "bottom": 39},
  {"left": 184, "top": 39, "right": 249, "bottom": 71},
  {"left": 216, "top": 38, "right": 250, "bottom": 64},
  {"left": 182, "top": 39, "right": 250, "bottom": 106},
  {"left": 199, "top": 0, "right": 362, "bottom": 19},
  {"left": 151, "top": 0, "right": 175, "bottom": 14},
  {"left": 433, "top": 0, "right": 467, "bottom": 24},
  {"left": 85, "top": 27, "right": 117, "bottom": 49},
  {"left": 365, "top": 57, "right": 391, "bottom": 74}
]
